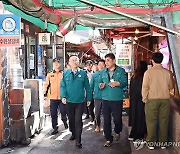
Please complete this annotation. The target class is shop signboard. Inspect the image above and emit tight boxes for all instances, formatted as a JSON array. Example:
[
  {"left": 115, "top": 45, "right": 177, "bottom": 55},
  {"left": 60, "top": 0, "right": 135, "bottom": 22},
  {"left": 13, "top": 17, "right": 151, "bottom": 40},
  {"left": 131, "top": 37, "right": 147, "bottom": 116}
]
[
  {"left": 38, "top": 33, "right": 50, "bottom": 45},
  {"left": 116, "top": 44, "right": 132, "bottom": 72},
  {"left": 0, "top": 14, "right": 21, "bottom": 47}
]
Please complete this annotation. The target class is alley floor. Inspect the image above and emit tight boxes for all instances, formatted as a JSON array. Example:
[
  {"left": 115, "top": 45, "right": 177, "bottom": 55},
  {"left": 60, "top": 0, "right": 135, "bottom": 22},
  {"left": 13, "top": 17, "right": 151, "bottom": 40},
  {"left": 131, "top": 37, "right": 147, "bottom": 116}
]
[{"left": 0, "top": 115, "right": 178, "bottom": 154}]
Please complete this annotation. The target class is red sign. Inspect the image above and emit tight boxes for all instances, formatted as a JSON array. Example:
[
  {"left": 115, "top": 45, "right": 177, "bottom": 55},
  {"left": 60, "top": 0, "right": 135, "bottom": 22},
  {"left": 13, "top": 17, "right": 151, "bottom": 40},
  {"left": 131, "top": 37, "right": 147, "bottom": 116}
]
[{"left": 0, "top": 36, "right": 21, "bottom": 47}]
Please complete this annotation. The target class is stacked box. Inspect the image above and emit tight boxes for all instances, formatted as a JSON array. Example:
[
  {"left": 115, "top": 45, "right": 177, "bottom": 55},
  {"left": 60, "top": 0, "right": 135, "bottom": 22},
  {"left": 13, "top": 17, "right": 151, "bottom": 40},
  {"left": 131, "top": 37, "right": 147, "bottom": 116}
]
[{"left": 9, "top": 89, "right": 32, "bottom": 143}]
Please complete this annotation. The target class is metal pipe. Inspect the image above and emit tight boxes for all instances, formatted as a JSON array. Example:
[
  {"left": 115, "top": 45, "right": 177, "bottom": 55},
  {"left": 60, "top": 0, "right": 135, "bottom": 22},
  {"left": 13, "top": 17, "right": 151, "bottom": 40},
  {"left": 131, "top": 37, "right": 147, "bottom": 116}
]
[
  {"left": 136, "top": 42, "right": 154, "bottom": 53},
  {"left": 52, "top": 3, "right": 175, "bottom": 9},
  {"left": 164, "top": 12, "right": 180, "bottom": 94},
  {"left": 79, "top": 46, "right": 93, "bottom": 60},
  {"left": 63, "top": 36, "right": 66, "bottom": 68},
  {"left": 127, "top": 38, "right": 154, "bottom": 53},
  {"left": 137, "top": 33, "right": 151, "bottom": 39},
  {"left": 52, "top": 32, "right": 57, "bottom": 59},
  {"left": 119, "top": 31, "right": 150, "bottom": 34},
  {"left": 78, "top": 0, "right": 180, "bottom": 36}
]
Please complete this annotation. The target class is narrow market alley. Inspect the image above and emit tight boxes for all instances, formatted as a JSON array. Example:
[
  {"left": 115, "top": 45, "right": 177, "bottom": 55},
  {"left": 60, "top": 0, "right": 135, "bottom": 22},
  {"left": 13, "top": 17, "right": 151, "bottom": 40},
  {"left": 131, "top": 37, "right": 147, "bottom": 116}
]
[{"left": 0, "top": 116, "right": 177, "bottom": 154}]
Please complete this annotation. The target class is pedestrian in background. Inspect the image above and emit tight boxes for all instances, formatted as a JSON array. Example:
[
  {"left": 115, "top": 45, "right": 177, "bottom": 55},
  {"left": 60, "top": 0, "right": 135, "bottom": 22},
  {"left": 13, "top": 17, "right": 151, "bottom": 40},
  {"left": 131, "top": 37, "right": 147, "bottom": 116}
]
[
  {"left": 92, "top": 60, "right": 98, "bottom": 72},
  {"left": 99, "top": 53, "right": 128, "bottom": 147},
  {"left": 90, "top": 59, "right": 105, "bottom": 132},
  {"left": 60, "top": 56, "right": 92, "bottom": 149},
  {"left": 142, "top": 52, "right": 173, "bottom": 150},
  {"left": 84, "top": 60, "right": 95, "bottom": 122},
  {"left": 128, "top": 61, "right": 147, "bottom": 143},
  {"left": 44, "top": 58, "right": 68, "bottom": 135}
]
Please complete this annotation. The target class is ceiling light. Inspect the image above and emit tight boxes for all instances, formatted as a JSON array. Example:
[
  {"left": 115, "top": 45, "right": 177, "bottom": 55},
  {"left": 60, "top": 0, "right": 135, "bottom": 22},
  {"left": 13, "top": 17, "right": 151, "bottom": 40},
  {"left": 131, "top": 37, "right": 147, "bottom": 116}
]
[
  {"left": 133, "top": 41, "right": 137, "bottom": 44},
  {"left": 135, "top": 29, "right": 140, "bottom": 34},
  {"left": 134, "top": 36, "right": 138, "bottom": 40}
]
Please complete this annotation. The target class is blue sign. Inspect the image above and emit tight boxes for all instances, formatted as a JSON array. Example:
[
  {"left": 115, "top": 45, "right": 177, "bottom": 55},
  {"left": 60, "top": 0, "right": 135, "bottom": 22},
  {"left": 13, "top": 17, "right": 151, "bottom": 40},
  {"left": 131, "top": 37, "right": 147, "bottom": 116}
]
[
  {"left": 0, "top": 14, "right": 21, "bottom": 36},
  {"left": 37, "top": 45, "right": 42, "bottom": 64}
]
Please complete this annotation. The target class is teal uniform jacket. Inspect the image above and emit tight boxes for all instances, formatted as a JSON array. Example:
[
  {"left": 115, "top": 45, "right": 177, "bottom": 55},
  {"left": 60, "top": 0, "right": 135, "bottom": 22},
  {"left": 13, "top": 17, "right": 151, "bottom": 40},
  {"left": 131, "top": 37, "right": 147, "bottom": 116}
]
[
  {"left": 100, "top": 66, "right": 127, "bottom": 101},
  {"left": 60, "top": 68, "right": 92, "bottom": 103},
  {"left": 90, "top": 71, "right": 102, "bottom": 99}
]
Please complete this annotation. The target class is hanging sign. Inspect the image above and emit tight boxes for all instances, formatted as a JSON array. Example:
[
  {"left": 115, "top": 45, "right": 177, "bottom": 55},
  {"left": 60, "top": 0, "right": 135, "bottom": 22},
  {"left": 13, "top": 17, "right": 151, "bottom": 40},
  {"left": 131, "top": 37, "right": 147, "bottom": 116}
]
[
  {"left": 38, "top": 33, "right": 50, "bottom": 45},
  {"left": 116, "top": 44, "right": 132, "bottom": 65},
  {"left": 0, "top": 14, "right": 21, "bottom": 47},
  {"left": 116, "top": 44, "right": 132, "bottom": 72}
]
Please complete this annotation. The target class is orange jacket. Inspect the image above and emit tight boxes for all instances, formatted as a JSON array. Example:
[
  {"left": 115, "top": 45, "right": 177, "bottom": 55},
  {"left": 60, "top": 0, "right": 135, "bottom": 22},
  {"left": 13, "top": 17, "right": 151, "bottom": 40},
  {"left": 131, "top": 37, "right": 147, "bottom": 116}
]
[{"left": 44, "top": 70, "right": 62, "bottom": 100}]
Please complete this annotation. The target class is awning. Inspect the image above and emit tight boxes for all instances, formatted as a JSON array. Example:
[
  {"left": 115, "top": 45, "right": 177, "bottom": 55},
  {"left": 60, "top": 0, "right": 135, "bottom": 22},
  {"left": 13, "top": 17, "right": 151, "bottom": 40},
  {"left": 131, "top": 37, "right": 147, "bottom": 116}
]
[
  {"left": 2, "top": 0, "right": 180, "bottom": 35},
  {"left": 66, "top": 41, "right": 100, "bottom": 59}
]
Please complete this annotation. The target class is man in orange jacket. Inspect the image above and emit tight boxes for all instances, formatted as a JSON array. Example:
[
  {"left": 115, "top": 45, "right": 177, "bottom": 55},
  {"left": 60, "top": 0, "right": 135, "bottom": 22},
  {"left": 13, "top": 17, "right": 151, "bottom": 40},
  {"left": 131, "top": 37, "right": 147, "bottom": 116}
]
[{"left": 44, "top": 58, "right": 68, "bottom": 135}]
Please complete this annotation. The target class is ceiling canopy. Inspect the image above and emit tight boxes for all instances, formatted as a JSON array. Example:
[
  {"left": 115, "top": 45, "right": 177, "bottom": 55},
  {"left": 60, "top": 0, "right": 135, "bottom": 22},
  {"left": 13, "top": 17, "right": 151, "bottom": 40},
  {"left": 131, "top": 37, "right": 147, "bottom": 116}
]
[{"left": 2, "top": 0, "right": 180, "bottom": 34}]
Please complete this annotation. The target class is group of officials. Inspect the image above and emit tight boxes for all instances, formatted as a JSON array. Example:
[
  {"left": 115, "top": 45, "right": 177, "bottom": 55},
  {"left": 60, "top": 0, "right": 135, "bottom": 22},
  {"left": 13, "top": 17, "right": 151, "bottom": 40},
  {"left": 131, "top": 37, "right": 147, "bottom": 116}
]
[
  {"left": 44, "top": 53, "right": 127, "bottom": 148},
  {"left": 44, "top": 52, "right": 173, "bottom": 150}
]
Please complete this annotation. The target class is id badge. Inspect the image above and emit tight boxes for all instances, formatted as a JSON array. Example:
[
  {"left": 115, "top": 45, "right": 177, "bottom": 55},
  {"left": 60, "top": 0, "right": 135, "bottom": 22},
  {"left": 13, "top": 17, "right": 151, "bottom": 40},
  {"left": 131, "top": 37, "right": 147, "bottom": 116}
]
[{"left": 110, "top": 79, "right": 114, "bottom": 82}]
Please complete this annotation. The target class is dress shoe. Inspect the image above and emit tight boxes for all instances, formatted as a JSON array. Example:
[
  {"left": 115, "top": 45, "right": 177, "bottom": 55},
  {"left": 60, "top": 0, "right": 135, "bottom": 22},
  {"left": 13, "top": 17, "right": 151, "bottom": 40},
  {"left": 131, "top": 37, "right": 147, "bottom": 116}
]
[
  {"left": 51, "top": 127, "right": 58, "bottom": 135},
  {"left": 104, "top": 141, "right": 112, "bottom": 147},
  {"left": 69, "top": 135, "right": 75, "bottom": 141},
  {"left": 114, "top": 133, "right": 120, "bottom": 141},
  {"left": 76, "top": 142, "right": 82, "bottom": 149},
  {"left": 64, "top": 122, "right": 68, "bottom": 129}
]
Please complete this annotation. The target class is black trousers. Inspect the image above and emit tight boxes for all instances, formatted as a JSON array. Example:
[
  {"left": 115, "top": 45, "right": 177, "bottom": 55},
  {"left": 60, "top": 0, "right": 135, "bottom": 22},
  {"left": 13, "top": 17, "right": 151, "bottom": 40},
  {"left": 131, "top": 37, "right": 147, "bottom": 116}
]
[
  {"left": 50, "top": 99, "right": 67, "bottom": 129},
  {"left": 94, "top": 99, "right": 103, "bottom": 127},
  {"left": 129, "top": 127, "right": 145, "bottom": 140},
  {"left": 102, "top": 100, "right": 123, "bottom": 142},
  {"left": 67, "top": 102, "right": 84, "bottom": 143},
  {"left": 84, "top": 100, "right": 95, "bottom": 121}
]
